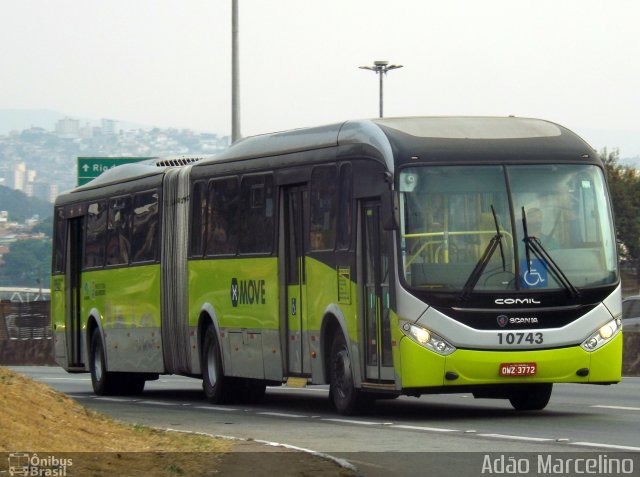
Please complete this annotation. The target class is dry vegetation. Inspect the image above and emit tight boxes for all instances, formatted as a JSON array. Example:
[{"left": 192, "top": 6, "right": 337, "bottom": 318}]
[
  {"left": 0, "top": 367, "right": 230, "bottom": 453},
  {"left": 0, "top": 366, "right": 353, "bottom": 476},
  {"left": 0, "top": 366, "right": 232, "bottom": 475}
]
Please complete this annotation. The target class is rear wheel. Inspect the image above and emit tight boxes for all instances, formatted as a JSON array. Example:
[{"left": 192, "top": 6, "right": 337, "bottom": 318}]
[
  {"left": 90, "top": 329, "right": 117, "bottom": 395},
  {"left": 508, "top": 383, "right": 553, "bottom": 411},
  {"left": 90, "top": 329, "right": 147, "bottom": 395},
  {"left": 202, "top": 325, "right": 231, "bottom": 404},
  {"left": 121, "top": 374, "right": 146, "bottom": 395},
  {"left": 236, "top": 378, "right": 267, "bottom": 403},
  {"left": 328, "top": 331, "right": 373, "bottom": 415}
]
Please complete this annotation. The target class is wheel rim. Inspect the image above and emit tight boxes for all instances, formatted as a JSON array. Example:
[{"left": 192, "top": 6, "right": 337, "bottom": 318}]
[
  {"left": 206, "top": 343, "right": 217, "bottom": 386},
  {"left": 334, "top": 348, "right": 352, "bottom": 399},
  {"left": 93, "top": 343, "right": 103, "bottom": 382}
]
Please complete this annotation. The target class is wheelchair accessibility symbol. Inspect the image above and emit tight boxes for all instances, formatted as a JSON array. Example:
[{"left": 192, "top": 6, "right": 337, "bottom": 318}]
[{"left": 521, "top": 259, "right": 547, "bottom": 289}]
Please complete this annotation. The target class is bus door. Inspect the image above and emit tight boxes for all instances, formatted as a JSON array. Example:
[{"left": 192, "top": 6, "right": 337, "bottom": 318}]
[
  {"left": 65, "top": 216, "right": 84, "bottom": 367},
  {"left": 284, "top": 185, "right": 309, "bottom": 375},
  {"left": 362, "top": 201, "right": 394, "bottom": 381}
]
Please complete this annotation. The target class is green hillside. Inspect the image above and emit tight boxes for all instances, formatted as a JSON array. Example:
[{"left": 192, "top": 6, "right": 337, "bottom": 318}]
[{"left": 0, "top": 185, "right": 52, "bottom": 222}]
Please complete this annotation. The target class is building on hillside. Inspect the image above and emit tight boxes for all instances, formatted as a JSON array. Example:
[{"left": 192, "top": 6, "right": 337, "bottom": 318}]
[
  {"left": 101, "top": 119, "right": 116, "bottom": 136},
  {"left": 55, "top": 118, "right": 80, "bottom": 138}
]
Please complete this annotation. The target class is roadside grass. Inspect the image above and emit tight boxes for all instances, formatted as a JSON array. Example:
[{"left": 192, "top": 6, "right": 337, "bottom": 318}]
[
  {"left": 0, "top": 366, "right": 355, "bottom": 476},
  {"left": 0, "top": 366, "right": 231, "bottom": 476}
]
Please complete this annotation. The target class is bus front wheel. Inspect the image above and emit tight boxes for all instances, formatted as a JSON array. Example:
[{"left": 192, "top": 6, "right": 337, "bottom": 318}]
[
  {"left": 329, "top": 332, "right": 372, "bottom": 415},
  {"left": 508, "top": 383, "right": 553, "bottom": 411}
]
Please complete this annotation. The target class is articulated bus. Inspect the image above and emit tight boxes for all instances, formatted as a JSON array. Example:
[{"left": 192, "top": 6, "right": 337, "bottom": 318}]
[{"left": 51, "top": 117, "right": 622, "bottom": 414}]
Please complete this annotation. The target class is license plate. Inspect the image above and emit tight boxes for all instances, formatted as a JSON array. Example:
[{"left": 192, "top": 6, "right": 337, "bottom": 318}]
[{"left": 499, "top": 362, "right": 537, "bottom": 376}]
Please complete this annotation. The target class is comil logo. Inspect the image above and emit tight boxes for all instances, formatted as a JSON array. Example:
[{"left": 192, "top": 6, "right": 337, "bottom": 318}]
[{"left": 495, "top": 298, "right": 541, "bottom": 305}]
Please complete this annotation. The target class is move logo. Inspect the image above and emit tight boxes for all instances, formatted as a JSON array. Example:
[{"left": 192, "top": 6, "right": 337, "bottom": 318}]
[{"left": 230, "top": 278, "right": 267, "bottom": 307}]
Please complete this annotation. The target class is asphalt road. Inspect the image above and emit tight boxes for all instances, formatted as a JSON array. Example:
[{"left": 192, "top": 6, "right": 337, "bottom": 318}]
[{"left": 11, "top": 366, "right": 640, "bottom": 476}]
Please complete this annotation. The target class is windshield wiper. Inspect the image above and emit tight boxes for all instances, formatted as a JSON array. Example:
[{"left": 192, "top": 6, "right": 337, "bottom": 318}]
[
  {"left": 461, "top": 206, "right": 505, "bottom": 300},
  {"left": 493, "top": 206, "right": 507, "bottom": 273},
  {"left": 521, "top": 207, "right": 579, "bottom": 298}
]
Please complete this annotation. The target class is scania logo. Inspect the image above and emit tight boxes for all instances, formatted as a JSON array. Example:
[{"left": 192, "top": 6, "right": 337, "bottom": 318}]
[
  {"left": 496, "top": 315, "right": 539, "bottom": 327},
  {"left": 495, "top": 298, "right": 541, "bottom": 305}
]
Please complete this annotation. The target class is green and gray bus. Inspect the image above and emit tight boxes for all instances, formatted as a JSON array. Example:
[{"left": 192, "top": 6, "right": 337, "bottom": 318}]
[{"left": 51, "top": 117, "right": 622, "bottom": 414}]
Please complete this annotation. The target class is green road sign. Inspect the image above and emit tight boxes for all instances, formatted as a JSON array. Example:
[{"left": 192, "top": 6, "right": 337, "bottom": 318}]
[{"left": 77, "top": 157, "right": 155, "bottom": 186}]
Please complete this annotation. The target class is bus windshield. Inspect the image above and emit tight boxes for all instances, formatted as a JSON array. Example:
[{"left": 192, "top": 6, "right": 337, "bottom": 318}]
[{"left": 399, "top": 164, "right": 617, "bottom": 292}]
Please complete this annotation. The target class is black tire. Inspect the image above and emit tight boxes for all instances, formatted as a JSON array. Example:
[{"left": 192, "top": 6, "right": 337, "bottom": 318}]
[
  {"left": 509, "top": 383, "right": 553, "bottom": 411},
  {"left": 89, "top": 328, "right": 117, "bottom": 396},
  {"left": 202, "top": 325, "right": 230, "bottom": 404},
  {"left": 328, "top": 331, "right": 373, "bottom": 415},
  {"left": 90, "top": 329, "right": 147, "bottom": 396},
  {"left": 370, "top": 393, "right": 399, "bottom": 400},
  {"left": 120, "top": 374, "right": 146, "bottom": 395},
  {"left": 236, "top": 378, "right": 267, "bottom": 404}
]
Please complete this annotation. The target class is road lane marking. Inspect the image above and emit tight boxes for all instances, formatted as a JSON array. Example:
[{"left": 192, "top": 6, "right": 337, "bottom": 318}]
[
  {"left": 573, "top": 442, "right": 640, "bottom": 451},
  {"left": 392, "top": 425, "right": 458, "bottom": 433},
  {"left": 258, "top": 412, "right": 306, "bottom": 418},
  {"left": 73, "top": 387, "right": 640, "bottom": 452},
  {"left": 395, "top": 424, "right": 459, "bottom": 433},
  {"left": 321, "top": 418, "right": 381, "bottom": 426},
  {"left": 193, "top": 406, "right": 238, "bottom": 412},
  {"left": 591, "top": 405, "right": 640, "bottom": 411},
  {"left": 137, "top": 400, "right": 176, "bottom": 406},
  {"left": 477, "top": 433, "right": 555, "bottom": 442}
]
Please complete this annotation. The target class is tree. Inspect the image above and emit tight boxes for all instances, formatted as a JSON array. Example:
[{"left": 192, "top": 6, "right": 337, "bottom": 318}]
[
  {"left": 0, "top": 185, "right": 52, "bottom": 222},
  {"left": 0, "top": 239, "right": 51, "bottom": 288},
  {"left": 31, "top": 215, "right": 53, "bottom": 238},
  {"left": 602, "top": 148, "right": 640, "bottom": 263}
]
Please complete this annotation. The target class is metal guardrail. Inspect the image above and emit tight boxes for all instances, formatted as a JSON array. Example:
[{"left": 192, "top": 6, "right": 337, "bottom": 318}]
[
  {"left": 0, "top": 301, "right": 51, "bottom": 340},
  {"left": 0, "top": 287, "right": 51, "bottom": 303}
]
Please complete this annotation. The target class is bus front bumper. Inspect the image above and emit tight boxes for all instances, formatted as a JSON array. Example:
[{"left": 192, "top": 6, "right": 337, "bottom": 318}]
[{"left": 399, "top": 332, "right": 622, "bottom": 389}]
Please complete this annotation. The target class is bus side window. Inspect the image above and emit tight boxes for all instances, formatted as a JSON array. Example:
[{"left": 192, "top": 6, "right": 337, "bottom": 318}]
[
  {"left": 84, "top": 201, "right": 107, "bottom": 268},
  {"left": 106, "top": 197, "right": 132, "bottom": 266},
  {"left": 132, "top": 190, "right": 159, "bottom": 263},
  {"left": 239, "top": 174, "right": 274, "bottom": 254},
  {"left": 310, "top": 165, "right": 337, "bottom": 251},
  {"left": 190, "top": 181, "right": 206, "bottom": 257},
  {"left": 53, "top": 207, "right": 67, "bottom": 274},
  {"left": 337, "top": 163, "right": 353, "bottom": 250},
  {"left": 206, "top": 177, "right": 239, "bottom": 256}
]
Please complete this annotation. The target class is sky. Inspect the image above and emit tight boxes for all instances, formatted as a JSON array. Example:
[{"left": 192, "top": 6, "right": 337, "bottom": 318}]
[{"left": 2, "top": 0, "right": 639, "bottom": 155}]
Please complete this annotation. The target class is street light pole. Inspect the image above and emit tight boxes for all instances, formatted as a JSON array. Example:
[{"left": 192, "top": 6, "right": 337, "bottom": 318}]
[
  {"left": 231, "top": 0, "right": 241, "bottom": 143},
  {"left": 359, "top": 60, "right": 403, "bottom": 118}
]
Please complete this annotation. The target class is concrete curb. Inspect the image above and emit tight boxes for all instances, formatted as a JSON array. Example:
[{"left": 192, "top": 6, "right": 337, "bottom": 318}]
[{"left": 163, "top": 427, "right": 360, "bottom": 474}]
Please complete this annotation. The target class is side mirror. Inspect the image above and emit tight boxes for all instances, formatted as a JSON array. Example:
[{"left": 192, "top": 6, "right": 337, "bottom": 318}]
[{"left": 382, "top": 190, "right": 400, "bottom": 230}]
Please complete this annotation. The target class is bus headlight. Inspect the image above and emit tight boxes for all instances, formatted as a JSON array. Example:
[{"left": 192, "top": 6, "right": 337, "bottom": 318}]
[
  {"left": 402, "top": 323, "right": 456, "bottom": 356},
  {"left": 580, "top": 317, "right": 622, "bottom": 352}
]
